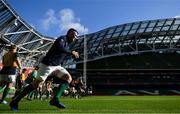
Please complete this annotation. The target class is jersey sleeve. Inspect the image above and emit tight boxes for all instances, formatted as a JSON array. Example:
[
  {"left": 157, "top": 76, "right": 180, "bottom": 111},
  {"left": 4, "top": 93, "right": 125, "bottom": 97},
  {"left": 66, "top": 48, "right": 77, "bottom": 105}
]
[{"left": 56, "top": 38, "right": 72, "bottom": 55}]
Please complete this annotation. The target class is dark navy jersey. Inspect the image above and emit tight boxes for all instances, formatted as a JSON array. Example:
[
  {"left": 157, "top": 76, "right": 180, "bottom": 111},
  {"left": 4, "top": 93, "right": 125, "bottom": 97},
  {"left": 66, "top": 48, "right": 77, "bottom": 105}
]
[{"left": 41, "top": 36, "right": 72, "bottom": 66}]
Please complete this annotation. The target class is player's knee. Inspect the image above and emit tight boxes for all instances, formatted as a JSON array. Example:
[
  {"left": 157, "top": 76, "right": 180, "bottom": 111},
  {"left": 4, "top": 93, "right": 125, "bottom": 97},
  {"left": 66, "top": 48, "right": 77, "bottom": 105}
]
[
  {"left": 63, "top": 74, "right": 72, "bottom": 84},
  {"left": 68, "top": 75, "right": 72, "bottom": 83}
]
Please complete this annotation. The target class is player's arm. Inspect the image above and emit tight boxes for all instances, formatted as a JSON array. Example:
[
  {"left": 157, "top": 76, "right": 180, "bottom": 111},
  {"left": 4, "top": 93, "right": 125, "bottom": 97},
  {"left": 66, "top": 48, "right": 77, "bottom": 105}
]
[
  {"left": 14, "top": 53, "right": 22, "bottom": 72},
  {"left": 57, "top": 39, "right": 79, "bottom": 58}
]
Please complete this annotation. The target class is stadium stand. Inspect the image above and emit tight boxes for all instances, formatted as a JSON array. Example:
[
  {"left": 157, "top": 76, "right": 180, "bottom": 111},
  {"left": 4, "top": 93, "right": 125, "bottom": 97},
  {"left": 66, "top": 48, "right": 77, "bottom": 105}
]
[
  {"left": 66, "top": 17, "right": 180, "bottom": 95},
  {"left": 0, "top": 0, "right": 180, "bottom": 95}
]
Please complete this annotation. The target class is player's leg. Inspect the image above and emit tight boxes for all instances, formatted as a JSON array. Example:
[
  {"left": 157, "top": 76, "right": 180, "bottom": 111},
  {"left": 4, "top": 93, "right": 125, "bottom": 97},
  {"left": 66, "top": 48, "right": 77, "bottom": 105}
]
[
  {"left": 0, "top": 82, "right": 13, "bottom": 104},
  {"left": 53, "top": 77, "right": 69, "bottom": 100},
  {"left": 0, "top": 81, "right": 6, "bottom": 92},
  {"left": 27, "top": 91, "right": 33, "bottom": 101},
  {"left": 49, "top": 67, "right": 72, "bottom": 109},
  {"left": 0, "top": 74, "right": 15, "bottom": 104},
  {"left": 9, "top": 63, "right": 52, "bottom": 111},
  {"left": 49, "top": 77, "right": 69, "bottom": 109},
  {"left": 9, "top": 79, "right": 42, "bottom": 110}
]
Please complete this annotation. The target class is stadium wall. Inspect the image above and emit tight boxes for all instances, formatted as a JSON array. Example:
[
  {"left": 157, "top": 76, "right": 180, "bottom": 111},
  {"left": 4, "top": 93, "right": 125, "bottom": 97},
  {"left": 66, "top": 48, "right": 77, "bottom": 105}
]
[{"left": 76, "top": 52, "right": 180, "bottom": 95}]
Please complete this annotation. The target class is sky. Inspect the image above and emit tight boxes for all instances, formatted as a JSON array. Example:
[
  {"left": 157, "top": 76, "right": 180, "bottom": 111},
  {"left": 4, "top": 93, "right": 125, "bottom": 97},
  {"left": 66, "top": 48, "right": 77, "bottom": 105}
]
[{"left": 7, "top": 0, "right": 180, "bottom": 38}]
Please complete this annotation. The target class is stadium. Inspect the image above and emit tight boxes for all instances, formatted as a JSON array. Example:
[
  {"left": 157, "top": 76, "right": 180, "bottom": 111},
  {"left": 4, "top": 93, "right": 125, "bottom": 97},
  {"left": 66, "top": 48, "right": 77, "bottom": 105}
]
[
  {"left": 67, "top": 14, "right": 180, "bottom": 96},
  {"left": 0, "top": 0, "right": 180, "bottom": 113}
]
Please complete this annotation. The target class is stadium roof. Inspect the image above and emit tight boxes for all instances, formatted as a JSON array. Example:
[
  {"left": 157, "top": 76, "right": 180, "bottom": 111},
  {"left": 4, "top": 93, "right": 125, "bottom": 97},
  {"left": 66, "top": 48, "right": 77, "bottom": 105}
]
[
  {"left": 67, "top": 17, "right": 180, "bottom": 66},
  {"left": 0, "top": 0, "right": 55, "bottom": 66},
  {"left": 1, "top": 0, "right": 180, "bottom": 68}
]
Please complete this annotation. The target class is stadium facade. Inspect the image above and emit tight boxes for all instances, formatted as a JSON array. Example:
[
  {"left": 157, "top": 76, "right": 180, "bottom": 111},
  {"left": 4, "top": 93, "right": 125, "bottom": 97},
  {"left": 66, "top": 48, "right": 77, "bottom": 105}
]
[
  {"left": 0, "top": 0, "right": 180, "bottom": 95},
  {"left": 67, "top": 16, "right": 180, "bottom": 95}
]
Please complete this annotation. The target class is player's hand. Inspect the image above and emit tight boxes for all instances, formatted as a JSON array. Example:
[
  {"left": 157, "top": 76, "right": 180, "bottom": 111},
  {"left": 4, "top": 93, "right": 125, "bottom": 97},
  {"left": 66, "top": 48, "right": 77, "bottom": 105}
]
[{"left": 72, "top": 51, "right": 79, "bottom": 59}]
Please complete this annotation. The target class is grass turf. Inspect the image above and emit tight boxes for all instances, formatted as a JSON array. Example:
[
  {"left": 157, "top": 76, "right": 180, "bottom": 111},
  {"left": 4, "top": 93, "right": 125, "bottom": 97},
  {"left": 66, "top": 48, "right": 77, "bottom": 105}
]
[{"left": 0, "top": 96, "right": 180, "bottom": 113}]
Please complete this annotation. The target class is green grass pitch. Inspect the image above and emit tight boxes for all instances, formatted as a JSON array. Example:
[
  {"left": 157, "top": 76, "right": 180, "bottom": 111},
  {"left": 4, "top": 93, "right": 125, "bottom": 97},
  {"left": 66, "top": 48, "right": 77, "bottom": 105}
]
[{"left": 0, "top": 96, "right": 180, "bottom": 114}]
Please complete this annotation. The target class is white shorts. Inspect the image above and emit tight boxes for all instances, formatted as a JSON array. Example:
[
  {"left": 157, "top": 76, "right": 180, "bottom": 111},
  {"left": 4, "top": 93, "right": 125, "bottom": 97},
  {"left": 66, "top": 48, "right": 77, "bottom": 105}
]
[
  {"left": 36, "top": 63, "right": 70, "bottom": 81},
  {"left": 0, "top": 74, "right": 16, "bottom": 83}
]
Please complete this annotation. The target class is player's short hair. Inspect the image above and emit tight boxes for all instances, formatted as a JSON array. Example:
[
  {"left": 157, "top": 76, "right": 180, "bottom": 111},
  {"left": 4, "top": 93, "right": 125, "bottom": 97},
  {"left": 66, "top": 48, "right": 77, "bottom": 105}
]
[
  {"left": 10, "top": 44, "right": 17, "bottom": 50},
  {"left": 67, "top": 28, "right": 78, "bottom": 35}
]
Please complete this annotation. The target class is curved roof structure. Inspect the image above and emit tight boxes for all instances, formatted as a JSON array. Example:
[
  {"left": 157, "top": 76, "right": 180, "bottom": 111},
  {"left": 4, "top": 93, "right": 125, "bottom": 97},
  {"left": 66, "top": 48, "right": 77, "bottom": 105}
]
[
  {"left": 68, "top": 17, "right": 180, "bottom": 66},
  {"left": 1, "top": 0, "right": 180, "bottom": 68},
  {"left": 0, "top": 0, "right": 54, "bottom": 67}
]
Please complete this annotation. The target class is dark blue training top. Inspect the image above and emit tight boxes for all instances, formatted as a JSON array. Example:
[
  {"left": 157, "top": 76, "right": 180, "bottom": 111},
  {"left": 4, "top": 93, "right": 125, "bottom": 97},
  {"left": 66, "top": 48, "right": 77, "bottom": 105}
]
[{"left": 41, "top": 36, "right": 72, "bottom": 66}]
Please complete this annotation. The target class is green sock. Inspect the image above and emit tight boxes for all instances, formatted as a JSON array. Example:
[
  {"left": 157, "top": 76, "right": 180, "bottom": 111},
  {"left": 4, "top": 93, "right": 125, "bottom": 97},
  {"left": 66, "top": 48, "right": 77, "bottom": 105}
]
[
  {"left": 28, "top": 91, "right": 33, "bottom": 98},
  {"left": 54, "top": 82, "right": 68, "bottom": 101},
  {"left": 1, "top": 87, "right": 10, "bottom": 101},
  {"left": 0, "top": 87, "right": 4, "bottom": 93},
  {"left": 0, "top": 86, "right": 4, "bottom": 90}
]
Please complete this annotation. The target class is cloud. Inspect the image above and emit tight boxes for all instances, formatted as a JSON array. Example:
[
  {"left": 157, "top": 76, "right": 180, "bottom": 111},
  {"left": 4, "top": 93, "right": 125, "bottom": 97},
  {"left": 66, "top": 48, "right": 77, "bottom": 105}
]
[
  {"left": 41, "top": 9, "right": 58, "bottom": 31},
  {"left": 58, "top": 9, "right": 88, "bottom": 34},
  {"left": 41, "top": 8, "right": 88, "bottom": 35},
  {"left": 175, "top": 15, "right": 180, "bottom": 18}
]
